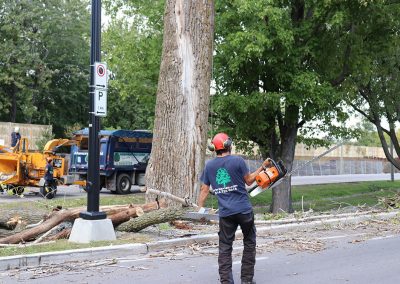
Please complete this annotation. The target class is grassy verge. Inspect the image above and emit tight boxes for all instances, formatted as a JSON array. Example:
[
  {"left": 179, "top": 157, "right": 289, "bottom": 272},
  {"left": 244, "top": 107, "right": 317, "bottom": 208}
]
[
  {"left": 0, "top": 236, "right": 151, "bottom": 258},
  {"left": 0, "top": 193, "right": 146, "bottom": 211},
  {"left": 206, "top": 180, "right": 400, "bottom": 213},
  {"left": 1, "top": 181, "right": 400, "bottom": 257}
]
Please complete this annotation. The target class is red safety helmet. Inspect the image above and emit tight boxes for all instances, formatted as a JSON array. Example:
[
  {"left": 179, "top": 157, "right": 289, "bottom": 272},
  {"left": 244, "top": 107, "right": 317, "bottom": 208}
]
[{"left": 208, "top": 133, "right": 232, "bottom": 151}]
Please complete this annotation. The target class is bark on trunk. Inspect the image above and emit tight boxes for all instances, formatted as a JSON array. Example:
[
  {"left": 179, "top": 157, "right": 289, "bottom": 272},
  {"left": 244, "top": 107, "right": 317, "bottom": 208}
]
[
  {"left": 145, "top": 0, "right": 215, "bottom": 206},
  {"left": 271, "top": 124, "right": 297, "bottom": 213},
  {"left": 117, "top": 207, "right": 187, "bottom": 232}
]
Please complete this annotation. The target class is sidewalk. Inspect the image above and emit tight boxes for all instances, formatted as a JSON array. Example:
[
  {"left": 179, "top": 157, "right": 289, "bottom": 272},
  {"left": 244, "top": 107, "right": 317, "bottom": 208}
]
[{"left": 1, "top": 210, "right": 398, "bottom": 271}]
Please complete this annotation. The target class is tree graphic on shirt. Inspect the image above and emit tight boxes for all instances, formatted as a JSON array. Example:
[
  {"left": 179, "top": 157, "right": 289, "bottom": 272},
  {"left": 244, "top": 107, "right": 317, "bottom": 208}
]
[{"left": 216, "top": 168, "right": 231, "bottom": 188}]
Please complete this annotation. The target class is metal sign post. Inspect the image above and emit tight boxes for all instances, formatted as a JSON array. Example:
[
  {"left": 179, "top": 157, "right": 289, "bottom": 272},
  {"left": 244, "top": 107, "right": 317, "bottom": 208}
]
[
  {"left": 80, "top": 0, "right": 106, "bottom": 220},
  {"left": 69, "top": 0, "right": 115, "bottom": 243}
]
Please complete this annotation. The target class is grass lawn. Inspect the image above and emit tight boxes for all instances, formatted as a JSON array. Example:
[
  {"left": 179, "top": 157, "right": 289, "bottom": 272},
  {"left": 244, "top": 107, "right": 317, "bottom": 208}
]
[
  {"left": 0, "top": 193, "right": 146, "bottom": 211},
  {"left": 206, "top": 180, "right": 400, "bottom": 213},
  {"left": 1, "top": 181, "right": 400, "bottom": 257}
]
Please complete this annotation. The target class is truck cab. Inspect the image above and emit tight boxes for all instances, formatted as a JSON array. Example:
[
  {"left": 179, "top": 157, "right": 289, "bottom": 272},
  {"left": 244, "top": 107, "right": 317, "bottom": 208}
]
[{"left": 69, "top": 129, "right": 152, "bottom": 194}]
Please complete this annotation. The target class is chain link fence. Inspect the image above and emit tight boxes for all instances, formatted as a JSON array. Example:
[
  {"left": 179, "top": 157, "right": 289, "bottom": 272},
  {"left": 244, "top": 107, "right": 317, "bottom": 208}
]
[{"left": 242, "top": 157, "right": 398, "bottom": 176}]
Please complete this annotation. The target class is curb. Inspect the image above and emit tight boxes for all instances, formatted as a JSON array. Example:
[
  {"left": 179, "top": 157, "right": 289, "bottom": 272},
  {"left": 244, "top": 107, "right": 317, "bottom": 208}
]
[{"left": 0, "top": 210, "right": 398, "bottom": 271}]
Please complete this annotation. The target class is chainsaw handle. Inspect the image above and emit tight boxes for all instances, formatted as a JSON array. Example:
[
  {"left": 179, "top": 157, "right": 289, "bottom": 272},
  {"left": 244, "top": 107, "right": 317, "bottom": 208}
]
[{"left": 262, "top": 158, "right": 273, "bottom": 170}]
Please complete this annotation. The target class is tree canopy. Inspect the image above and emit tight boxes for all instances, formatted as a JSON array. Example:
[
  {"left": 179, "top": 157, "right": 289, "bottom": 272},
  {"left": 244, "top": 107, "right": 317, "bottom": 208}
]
[
  {"left": 342, "top": 0, "right": 400, "bottom": 168},
  {"left": 101, "top": 0, "right": 164, "bottom": 131},
  {"left": 0, "top": 0, "right": 90, "bottom": 136}
]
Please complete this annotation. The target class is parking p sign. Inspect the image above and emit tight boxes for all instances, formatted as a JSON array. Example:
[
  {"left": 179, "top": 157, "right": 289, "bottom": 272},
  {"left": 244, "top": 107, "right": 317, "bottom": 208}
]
[{"left": 94, "top": 89, "right": 107, "bottom": 117}]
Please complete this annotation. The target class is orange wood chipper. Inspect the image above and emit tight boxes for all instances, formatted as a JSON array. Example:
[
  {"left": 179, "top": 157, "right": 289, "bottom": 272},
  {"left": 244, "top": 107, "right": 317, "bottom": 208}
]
[{"left": 0, "top": 137, "right": 81, "bottom": 199}]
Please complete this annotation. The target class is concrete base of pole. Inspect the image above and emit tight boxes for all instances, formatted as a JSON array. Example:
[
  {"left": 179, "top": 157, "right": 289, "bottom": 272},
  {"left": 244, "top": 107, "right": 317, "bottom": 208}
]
[{"left": 69, "top": 218, "right": 116, "bottom": 244}]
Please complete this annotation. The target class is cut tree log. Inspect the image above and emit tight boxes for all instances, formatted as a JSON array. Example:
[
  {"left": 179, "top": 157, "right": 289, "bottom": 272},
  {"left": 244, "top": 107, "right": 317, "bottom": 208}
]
[
  {"left": 0, "top": 209, "right": 47, "bottom": 230},
  {"left": 109, "top": 207, "right": 144, "bottom": 227},
  {"left": 117, "top": 207, "right": 188, "bottom": 232},
  {"left": 0, "top": 200, "right": 166, "bottom": 244}
]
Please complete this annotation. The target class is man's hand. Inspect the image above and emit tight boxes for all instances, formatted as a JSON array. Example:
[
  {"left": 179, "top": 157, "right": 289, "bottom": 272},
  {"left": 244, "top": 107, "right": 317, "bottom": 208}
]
[
  {"left": 198, "top": 207, "right": 216, "bottom": 214},
  {"left": 262, "top": 158, "right": 272, "bottom": 170}
]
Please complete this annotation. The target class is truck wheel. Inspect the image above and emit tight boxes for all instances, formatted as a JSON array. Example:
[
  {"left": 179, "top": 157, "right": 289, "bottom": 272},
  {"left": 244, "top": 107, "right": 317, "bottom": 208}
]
[
  {"left": 116, "top": 173, "right": 131, "bottom": 194},
  {"left": 40, "top": 184, "right": 57, "bottom": 199}
]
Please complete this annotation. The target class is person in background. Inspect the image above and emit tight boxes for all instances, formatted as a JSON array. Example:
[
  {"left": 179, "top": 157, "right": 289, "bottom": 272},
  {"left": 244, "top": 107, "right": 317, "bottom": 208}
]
[
  {"left": 11, "top": 127, "right": 21, "bottom": 147},
  {"left": 198, "top": 132, "right": 271, "bottom": 284},
  {"left": 44, "top": 157, "right": 55, "bottom": 188}
]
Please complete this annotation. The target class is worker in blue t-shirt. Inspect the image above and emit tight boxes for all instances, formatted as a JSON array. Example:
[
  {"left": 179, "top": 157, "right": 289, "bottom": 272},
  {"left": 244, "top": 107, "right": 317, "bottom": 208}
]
[
  {"left": 198, "top": 133, "right": 271, "bottom": 284},
  {"left": 45, "top": 157, "right": 55, "bottom": 186}
]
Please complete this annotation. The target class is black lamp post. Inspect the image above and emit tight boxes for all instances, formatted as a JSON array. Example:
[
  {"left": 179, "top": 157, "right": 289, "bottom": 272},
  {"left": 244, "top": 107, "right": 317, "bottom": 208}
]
[{"left": 80, "top": 0, "right": 106, "bottom": 220}]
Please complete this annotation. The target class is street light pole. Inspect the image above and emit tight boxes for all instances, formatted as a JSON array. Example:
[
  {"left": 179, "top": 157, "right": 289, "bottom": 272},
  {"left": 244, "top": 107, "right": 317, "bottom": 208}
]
[{"left": 80, "top": 0, "right": 106, "bottom": 220}]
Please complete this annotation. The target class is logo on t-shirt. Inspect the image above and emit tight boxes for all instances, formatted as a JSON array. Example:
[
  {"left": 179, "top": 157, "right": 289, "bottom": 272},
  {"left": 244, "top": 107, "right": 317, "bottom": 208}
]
[{"left": 216, "top": 168, "right": 231, "bottom": 187}]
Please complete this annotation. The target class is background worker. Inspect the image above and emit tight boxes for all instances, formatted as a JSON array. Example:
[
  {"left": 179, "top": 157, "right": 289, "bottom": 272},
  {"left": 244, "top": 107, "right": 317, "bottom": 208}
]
[
  {"left": 11, "top": 127, "right": 21, "bottom": 147},
  {"left": 44, "top": 157, "right": 55, "bottom": 193},
  {"left": 198, "top": 132, "right": 271, "bottom": 284}
]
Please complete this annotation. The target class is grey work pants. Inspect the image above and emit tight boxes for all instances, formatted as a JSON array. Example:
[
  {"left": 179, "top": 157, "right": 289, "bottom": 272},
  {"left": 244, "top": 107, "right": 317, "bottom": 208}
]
[{"left": 218, "top": 212, "right": 256, "bottom": 284}]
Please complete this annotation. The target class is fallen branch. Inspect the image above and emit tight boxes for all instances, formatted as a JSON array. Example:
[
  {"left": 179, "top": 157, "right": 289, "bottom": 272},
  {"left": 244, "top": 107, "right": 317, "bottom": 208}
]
[
  {"left": 45, "top": 228, "right": 72, "bottom": 241},
  {"left": 0, "top": 200, "right": 165, "bottom": 244},
  {"left": 146, "top": 188, "right": 198, "bottom": 208},
  {"left": 33, "top": 224, "right": 62, "bottom": 244},
  {"left": 117, "top": 207, "right": 188, "bottom": 232}
]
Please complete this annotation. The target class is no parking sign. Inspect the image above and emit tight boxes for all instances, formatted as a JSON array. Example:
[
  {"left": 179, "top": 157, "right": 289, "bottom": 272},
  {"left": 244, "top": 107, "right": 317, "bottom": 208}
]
[
  {"left": 94, "top": 62, "right": 107, "bottom": 117},
  {"left": 94, "top": 62, "right": 107, "bottom": 88}
]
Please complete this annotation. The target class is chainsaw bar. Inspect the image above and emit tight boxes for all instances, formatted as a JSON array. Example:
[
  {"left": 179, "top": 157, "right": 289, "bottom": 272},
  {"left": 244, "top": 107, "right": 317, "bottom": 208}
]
[{"left": 249, "top": 142, "right": 343, "bottom": 197}]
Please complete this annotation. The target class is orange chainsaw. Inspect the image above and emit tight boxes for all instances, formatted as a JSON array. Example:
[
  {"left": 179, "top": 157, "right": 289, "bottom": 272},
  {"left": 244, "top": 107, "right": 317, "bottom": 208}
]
[
  {"left": 248, "top": 159, "right": 287, "bottom": 197},
  {"left": 248, "top": 143, "right": 343, "bottom": 197}
]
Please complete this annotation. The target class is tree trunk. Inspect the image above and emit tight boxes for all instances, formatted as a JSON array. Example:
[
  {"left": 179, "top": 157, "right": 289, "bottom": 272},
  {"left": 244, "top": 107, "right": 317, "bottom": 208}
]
[
  {"left": 145, "top": 0, "right": 215, "bottom": 206},
  {"left": 117, "top": 207, "right": 187, "bottom": 232},
  {"left": 271, "top": 123, "right": 297, "bottom": 213}
]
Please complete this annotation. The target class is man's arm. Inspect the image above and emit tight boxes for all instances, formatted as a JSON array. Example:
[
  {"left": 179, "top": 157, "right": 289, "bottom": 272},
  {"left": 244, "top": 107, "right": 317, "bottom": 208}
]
[
  {"left": 244, "top": 158, "right": 272, "bottom": 186},
  {"left": 198, "top": 183, "right": 210, "bottom": 207}
]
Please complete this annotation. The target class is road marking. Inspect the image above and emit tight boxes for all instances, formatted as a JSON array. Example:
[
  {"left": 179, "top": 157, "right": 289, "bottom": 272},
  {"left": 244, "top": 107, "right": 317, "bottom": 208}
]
[
  {"left": 369, "top": 235, "right": 397, "bottom": 241},
  {"left": 318, "top": 233, "right": 368, "bottom": 240}
]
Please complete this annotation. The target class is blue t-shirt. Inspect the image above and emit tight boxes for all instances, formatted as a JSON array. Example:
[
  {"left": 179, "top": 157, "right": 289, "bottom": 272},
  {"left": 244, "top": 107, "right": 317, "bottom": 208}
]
[
  {"left": 45, "top": 163, "right": 54, "bottom": 181},
  {"left": 200, "top": 155, "right": 252, "bottom": 217}
]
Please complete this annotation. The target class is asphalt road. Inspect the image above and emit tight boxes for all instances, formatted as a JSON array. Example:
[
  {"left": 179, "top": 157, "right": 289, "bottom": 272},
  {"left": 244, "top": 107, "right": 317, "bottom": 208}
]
[{"left": 2, "top": 228, "right": 400, "bottom": 283}]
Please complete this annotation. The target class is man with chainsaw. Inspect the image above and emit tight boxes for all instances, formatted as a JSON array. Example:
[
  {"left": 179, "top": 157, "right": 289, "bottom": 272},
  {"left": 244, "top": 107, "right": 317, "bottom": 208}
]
[{"left": 198, "top": 132, "right": 271, "bottom": 284}]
